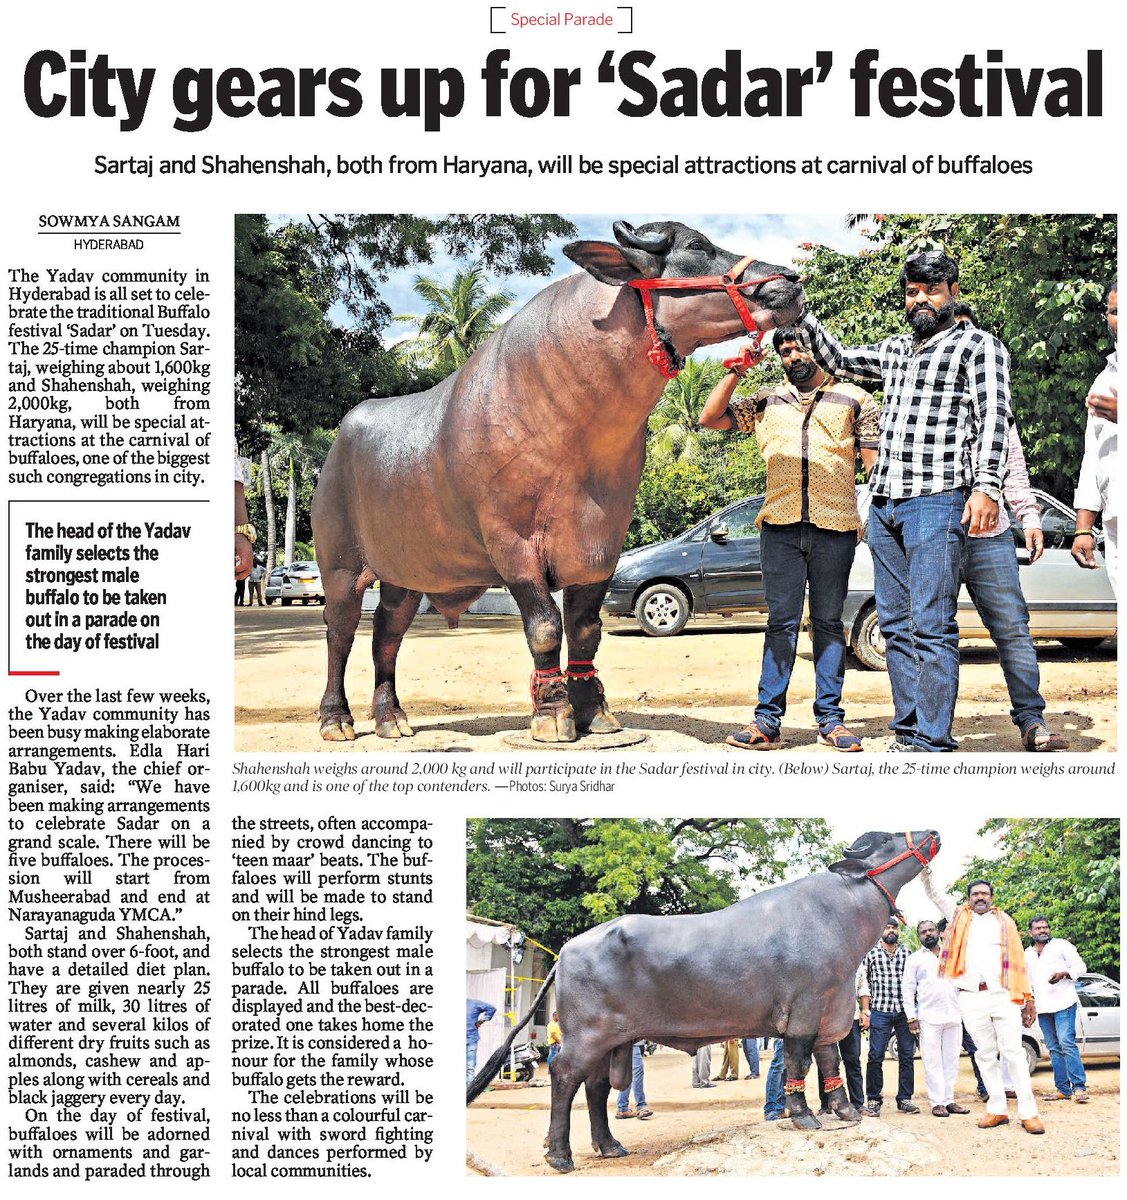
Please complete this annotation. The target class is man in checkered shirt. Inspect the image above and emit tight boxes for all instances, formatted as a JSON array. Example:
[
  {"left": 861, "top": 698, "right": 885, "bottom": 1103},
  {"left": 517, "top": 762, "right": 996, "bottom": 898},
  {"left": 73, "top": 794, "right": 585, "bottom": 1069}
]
[
  {"left": 799, "top": 251, "right": 1011, "bottom": 751},
  {"left": 859, "top": 920, "right": 918, "bottom": 1116}
]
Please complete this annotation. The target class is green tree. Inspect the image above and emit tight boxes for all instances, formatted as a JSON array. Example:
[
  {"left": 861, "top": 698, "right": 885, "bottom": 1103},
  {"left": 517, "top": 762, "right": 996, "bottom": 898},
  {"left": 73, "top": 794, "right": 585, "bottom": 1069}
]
[
  {"left": 394, "top": 264, "right": 514, "bottom": 372},
  {"left": 647, "top": 358, "right": 729, "bottom": 462},
  {"left": 954, "top": 818, "right": 1119, "bottom": 977},
  {"left": 803, "top": 214, "right": 1117, "bottom": 495},
  {"left": 466, "top": 818, "right": 838, "bottom": 951},
  {"left": 235, "top": 213, "right": 575, "bottom": 446}
]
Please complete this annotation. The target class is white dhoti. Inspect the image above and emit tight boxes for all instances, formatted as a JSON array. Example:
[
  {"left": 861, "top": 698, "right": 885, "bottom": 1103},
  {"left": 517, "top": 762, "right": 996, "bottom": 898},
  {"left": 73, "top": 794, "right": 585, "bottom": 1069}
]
[
  {"left": 918, "top": 1020, "right": 961, "bottom": 1108},
  {"left": 958, "top": 986, "right": 1038, "bottom": 1119}
]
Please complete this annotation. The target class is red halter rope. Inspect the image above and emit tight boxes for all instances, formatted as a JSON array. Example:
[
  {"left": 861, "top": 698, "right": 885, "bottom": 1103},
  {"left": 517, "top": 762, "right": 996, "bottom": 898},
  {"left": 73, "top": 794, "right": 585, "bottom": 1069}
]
[
  {"left": 865, "top": 831, "right": 939, "bottom": 925},
  {"left": 627, "top": 255, "right": 786, "bottom": 380}
]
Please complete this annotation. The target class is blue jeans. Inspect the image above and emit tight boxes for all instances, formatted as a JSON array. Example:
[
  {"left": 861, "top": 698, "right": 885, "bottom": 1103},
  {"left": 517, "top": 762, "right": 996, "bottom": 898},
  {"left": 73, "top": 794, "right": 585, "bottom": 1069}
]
[
  {"left": 868, "top": 491, "right": 967, "bottom": 751},
  {"left": 757, "top": 521, "right": 857, "bottom": 735},
  {"left": 1038, "top": 1005, "right": 1087, "bottom": 1096},
  {"left": 742, "top": 1036, "right": 760, "bottom": 1076},
  {"left": 616, "top": 1043, "right": 647, "bottom": 1111},
  {"left": 764, "top": 1038, "right": 787, "bottom": 1117},
  {"left": 962, "top": 531, "right": 1044, "bottom": 730},
  {"left": 466, "top": 1032, "right": 480, "bottom": 1084},
  {"left": 547, "top": 1043, "right": 560, "bottom": 1066},
  {"left": 866, "top": 1009, "right": 916, "bottom": 1103}
]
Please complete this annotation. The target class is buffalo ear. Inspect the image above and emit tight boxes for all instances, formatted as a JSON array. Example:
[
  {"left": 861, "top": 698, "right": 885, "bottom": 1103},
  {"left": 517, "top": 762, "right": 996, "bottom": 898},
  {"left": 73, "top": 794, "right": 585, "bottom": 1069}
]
[
  {"left": 563, "top": 240, "right": 662, "bottom": 286},
  {"left": 828, "top": 858, "right": 869, "bottom": 877}
]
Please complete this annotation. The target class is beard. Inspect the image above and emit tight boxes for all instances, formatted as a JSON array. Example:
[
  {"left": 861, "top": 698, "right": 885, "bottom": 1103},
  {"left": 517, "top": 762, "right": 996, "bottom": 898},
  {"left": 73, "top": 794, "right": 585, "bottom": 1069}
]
[
  {"left": 784, "top": 360, "right": 818, "bottom": 385},
  {"left": 1033, "top": 932, "right": 1052, "bottom": 943},
  {"left": 922, "top": 935, "right": 939, "bottom": 949},
  {"left": 908, "top": 301, "right": 953, "bottom": 339},
  {"left": 882, "top": 933, "right": 899, "bottom": 945}
]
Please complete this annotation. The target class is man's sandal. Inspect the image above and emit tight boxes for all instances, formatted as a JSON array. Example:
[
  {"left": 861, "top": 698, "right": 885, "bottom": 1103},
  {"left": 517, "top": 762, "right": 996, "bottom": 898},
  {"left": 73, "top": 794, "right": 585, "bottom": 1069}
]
[
  {"left": 726, "top": 723, "right": 781, "bottom": 750},
  {"left": 1021, "top": 722, "right": 1069, "bottom": 752}
]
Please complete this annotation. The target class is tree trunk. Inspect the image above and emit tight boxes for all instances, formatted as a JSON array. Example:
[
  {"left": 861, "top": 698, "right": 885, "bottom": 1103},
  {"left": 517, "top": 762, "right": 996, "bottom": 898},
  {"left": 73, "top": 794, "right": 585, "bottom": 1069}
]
[
  {"left": 261, "top": 449, "right": 277, "bottom": 568},
  {"left": 284, "top": 452, "right": 297, "bottom": 565}
]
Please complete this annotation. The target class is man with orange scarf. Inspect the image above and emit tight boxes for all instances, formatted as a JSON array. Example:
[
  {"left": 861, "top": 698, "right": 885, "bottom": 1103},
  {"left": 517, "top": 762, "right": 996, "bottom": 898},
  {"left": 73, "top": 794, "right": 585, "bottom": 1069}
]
[{"left": 920, "top": 869, "right": 1044, "bottom": 1134}]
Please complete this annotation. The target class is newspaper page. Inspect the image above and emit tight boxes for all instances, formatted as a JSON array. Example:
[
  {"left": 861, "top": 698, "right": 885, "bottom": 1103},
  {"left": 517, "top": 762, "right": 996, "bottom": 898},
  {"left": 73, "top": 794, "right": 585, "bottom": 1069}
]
[{"left": 3, "top": 0, "right": 1121, "bottom": 1190}]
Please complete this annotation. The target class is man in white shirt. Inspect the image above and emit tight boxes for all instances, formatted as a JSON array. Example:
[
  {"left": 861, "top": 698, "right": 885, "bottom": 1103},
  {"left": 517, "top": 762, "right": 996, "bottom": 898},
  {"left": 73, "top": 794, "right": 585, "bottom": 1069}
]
[
  {"left": 1072, "top": 281, "right": 1117, "bottom": 593},
  {"left": 903, "top": 919, "right": 970, "bottom": 1117},
  {"left": 921, "top": 869, "right": 1044, "bottom": 1134},
  {"left": 1025, "top": 916, "right": 1089, "bottom": 1103}
]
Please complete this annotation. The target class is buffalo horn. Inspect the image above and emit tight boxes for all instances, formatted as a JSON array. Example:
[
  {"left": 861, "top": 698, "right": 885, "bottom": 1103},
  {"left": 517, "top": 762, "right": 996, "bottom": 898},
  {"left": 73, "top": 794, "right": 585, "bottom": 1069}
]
[{"left": 613, "top": 221, "right": 671, "bottom": 255}]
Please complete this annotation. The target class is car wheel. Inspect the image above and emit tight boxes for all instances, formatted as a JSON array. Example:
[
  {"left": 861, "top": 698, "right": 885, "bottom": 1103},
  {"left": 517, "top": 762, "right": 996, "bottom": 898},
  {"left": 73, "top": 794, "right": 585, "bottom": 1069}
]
[
  {"left": 851, "top": 603, "right": 887, "bottom": 671},
  {"left": 1057, "top": 636, "right": 1106, "bottom": 653},
  {"left": 281, "top": 598, "right": 292, "bottom": 607},
  {"left": 635, "top": 583, "right": 690, "bottom": 636},
  {"left": 1024, "top": 1039, "right": 1039, "bottom": 1075}
]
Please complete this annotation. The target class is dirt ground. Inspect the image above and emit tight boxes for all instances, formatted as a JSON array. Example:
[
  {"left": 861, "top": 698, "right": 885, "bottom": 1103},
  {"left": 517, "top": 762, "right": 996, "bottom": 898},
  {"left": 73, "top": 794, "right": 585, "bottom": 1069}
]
[
  {"left": 234, "top": 607, "right": 1117, "bottom": 752},
  {"left": 466, "top": 1049, "right": 1120, "bottom": 1176}
]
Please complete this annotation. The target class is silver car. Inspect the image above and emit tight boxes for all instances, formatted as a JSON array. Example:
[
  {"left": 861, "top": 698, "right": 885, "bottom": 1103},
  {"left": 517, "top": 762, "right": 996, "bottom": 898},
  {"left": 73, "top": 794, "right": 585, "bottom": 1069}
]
[
  {"left": 278, "top": 561, "right": 325, "bottom": 606},
  {"left": 843, "top": 489, "right": 1117, "bottom": 670}
]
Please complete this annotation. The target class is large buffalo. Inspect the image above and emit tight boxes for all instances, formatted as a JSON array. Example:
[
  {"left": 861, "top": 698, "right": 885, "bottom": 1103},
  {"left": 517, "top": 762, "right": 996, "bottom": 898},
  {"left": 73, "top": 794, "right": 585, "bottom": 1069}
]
[
  {"left": 467, "top": 830, "right": 940, "bottom": 1173},
  {"left": 310, "top": 221, "right": 803, "bottom": 742}
]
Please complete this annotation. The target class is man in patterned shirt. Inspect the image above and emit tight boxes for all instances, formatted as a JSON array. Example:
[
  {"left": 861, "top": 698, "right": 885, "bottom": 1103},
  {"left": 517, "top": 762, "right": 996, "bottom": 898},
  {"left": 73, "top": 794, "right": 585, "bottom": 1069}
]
[
  {"left": 700, "top": 327, "right": 879, "bottom": 750},
  {"left": 859, "top": 921, "right": 918, "bottom": 1116},
  {"left": 798, "top": 251, "right": 1011, "bottom": 751}
]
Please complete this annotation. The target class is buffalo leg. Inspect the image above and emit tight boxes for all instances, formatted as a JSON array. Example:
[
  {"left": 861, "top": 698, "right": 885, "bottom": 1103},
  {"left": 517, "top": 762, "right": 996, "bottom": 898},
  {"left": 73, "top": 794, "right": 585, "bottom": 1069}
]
[
  {"left": 783, "top": 1034, "right": 821, "bottom": 1130},
  {"left": 545, "top": 1044, "right": 592, "bottom": 1172},
  {"left": 813, "top": 1042, "right": 860, "bottom": 1123},
  {"left": 510, "top": 580, "right": 575, "bottom": 743},
  {"left": 563, "top": 580, "right": 623, "bottom": 734},
  {"left": 370, "top": 583, "right": 423, "bottom": 738},
  {"left": 586, "top": 1056, "right": 629, "bottom": 1159},
  {"left": 319, "top": 567, "right": 364, "bottom": 741}
]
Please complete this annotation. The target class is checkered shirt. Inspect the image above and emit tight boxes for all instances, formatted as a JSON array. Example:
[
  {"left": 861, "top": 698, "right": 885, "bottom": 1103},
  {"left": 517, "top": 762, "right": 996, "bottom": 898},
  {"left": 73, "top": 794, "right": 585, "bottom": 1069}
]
[
  {"left": 799, "top": 312, "right": 1011, "bottom": 501},
  {"left": 862, "top": 942, "right": 910, "bottom": 1014}
]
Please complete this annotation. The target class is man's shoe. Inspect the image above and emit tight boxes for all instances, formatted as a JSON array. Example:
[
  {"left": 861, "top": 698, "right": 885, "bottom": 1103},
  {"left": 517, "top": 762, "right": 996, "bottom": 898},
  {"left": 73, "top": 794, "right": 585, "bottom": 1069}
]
[
  {"left": 886, "top": 739, "right": 921, "bottom": 753},
  {"left": 1021, "top": 1117, "right": 1046, "bottom": 1135},
  {"left": 896, "top": 1100, "right": 920, "bottom": 1114},
  {"left": 818, "top": 724, "right": 863, "bottom": 752},
  {"left": 1043, "top": 1091, "right": 1070, "bottom": 1101},
  {"left": 1072, "top": 1089, "right": 1090, "bottom": 1104},
  {"left": 1005, "top": 1090, "right": 1017, "bottom": 1100},
  {"left": 931, "top": 1105, "right": 949, "bottom": 1117},
  {"left": 861, "top": 1101, "right": 881, "bottom": 1117},
  {"left": 726, "top": 721, "right": 781, "bottom": 750},
  {"left": 977, "top": 1114, "right": 1010, "bottom": 1129},
  {"left": 946, "top": 1103, "right": 970, "bottom": 1115}
]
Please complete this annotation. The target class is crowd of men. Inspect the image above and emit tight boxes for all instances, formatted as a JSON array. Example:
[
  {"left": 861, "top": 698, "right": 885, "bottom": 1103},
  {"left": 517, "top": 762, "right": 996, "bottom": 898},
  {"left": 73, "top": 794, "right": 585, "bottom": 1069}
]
[
  {"left": 700, "top": 257, "right": 1117, "bottom": 753},
  {"left": 605, "top": 871, "right": 1099, "bottom": 1133}
]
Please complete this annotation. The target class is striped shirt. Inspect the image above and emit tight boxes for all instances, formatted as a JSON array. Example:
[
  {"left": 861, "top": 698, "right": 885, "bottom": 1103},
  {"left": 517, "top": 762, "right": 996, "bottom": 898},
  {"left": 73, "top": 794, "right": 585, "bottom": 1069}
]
[
  {"left": 728, "top": 377, "right": 879, "bottom": 532},
  {"left": 799, "top": 312, "right": 1012, "bottom": 501},
  {"left": 862, "top": 942, "right": 910, "bottom": 1014}
]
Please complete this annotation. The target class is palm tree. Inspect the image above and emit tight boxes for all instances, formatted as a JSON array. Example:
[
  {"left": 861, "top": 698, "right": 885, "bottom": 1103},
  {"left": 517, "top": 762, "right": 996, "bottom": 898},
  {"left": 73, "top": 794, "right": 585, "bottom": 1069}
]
[
  {"left": 394, "top": 264, "right": 514, "bottom": 373},
  {"left": 647, "top": 359, "right": 730, "bottom": 462},
  {"left": 259, "top": 448, "right": 276, "bottom": 568},
  {"left": 264, "top": 426, "right": 336, "bottom": 564}
]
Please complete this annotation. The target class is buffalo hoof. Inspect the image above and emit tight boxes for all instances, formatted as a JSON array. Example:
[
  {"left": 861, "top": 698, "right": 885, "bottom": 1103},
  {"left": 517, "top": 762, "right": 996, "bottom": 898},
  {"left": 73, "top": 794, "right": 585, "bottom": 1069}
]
[
  {"left": 544, "top": 1151, "right": 575, "bottom": 1173},
  {"left": 576, "top": 703, "right": 623, "bottom": 735},
  {"left": 374, "top": 714, "right": 415, "bottom": 738},
  {"left": 593, "top": 1140, "right": 629, "bottom": 1159},
  {"left": 531, "top": 708, "right": 578, "bottom": 743},
  {"left": 320, "top": 719, "right": 356, "bottom": 741},
  {"left": 831, "top": 1103, "right": 861, "bottom": 1124},
  {"left": 790, "top": 1112, "right": 822, "bottom": 1131}
]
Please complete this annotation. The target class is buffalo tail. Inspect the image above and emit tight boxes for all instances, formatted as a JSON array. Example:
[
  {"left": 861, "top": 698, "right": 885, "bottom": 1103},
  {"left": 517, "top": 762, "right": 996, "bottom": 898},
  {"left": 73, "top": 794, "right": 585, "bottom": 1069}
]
[{"left": 466, "top": 963, "right": 558, "bottom": 1105}]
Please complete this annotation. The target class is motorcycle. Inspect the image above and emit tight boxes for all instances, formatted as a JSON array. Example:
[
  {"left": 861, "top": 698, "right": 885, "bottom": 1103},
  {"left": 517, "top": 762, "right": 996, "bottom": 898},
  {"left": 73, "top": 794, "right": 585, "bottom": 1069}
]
[{"left": 497, "top": 1040, "right": 541, "bottom": 1083}]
